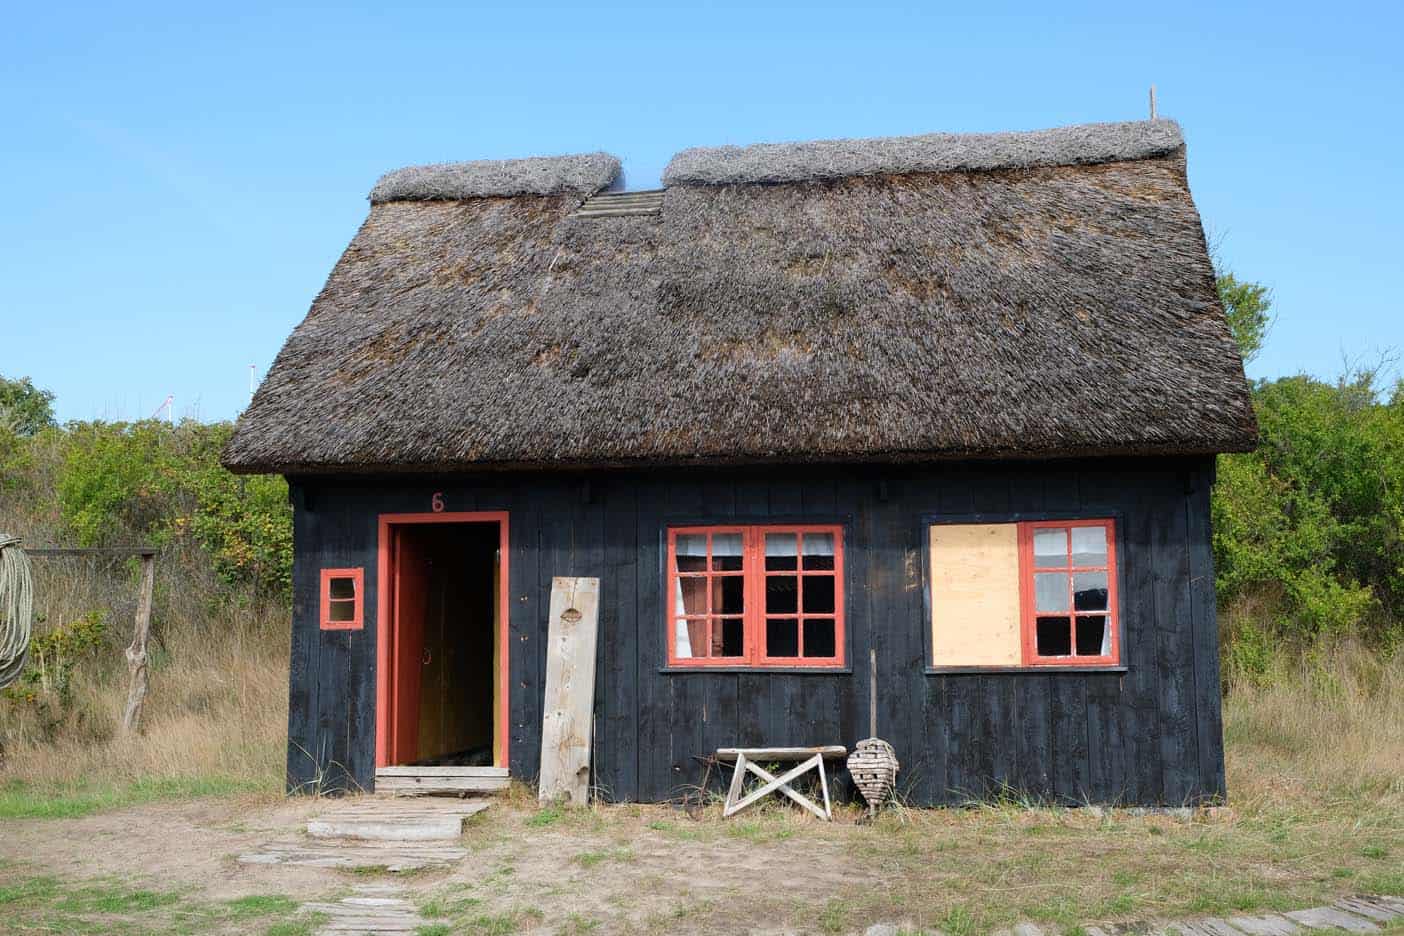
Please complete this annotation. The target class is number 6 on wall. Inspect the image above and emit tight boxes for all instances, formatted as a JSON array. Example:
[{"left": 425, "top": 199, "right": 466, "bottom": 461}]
[{"left": 431, "top": 492, "right": 444, "bottom": 513}]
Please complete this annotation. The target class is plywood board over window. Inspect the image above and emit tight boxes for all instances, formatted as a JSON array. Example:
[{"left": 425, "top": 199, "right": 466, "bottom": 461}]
[{"left": 929, "top": 524, "right": 1022, "bottom": 666}]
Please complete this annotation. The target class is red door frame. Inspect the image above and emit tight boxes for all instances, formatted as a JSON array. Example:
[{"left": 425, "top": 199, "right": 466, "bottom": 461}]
[{"left": 376, "top": 511, "right": 510, "bottom": 769}]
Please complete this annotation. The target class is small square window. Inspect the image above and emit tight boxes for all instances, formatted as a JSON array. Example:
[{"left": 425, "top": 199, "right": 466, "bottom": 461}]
[{"left": 320, "top": 568, "right": 364, "bottom": 631}]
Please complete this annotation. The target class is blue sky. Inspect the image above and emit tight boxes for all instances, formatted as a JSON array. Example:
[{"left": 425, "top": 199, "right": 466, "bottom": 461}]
[{"left": 2, "top": 1, "right": 1400, "bottom": 423}]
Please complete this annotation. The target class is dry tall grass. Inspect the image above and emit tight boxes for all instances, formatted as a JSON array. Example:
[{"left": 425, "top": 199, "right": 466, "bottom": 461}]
[
  {"left": 0, "top": 441, "right": 287, "bottom": 793},
  {"left": 0, "top": 549, "right": 288, "bottom": 791},
  {"left": 1224, "top": 640, "right": 1403, "bottom": 805}
]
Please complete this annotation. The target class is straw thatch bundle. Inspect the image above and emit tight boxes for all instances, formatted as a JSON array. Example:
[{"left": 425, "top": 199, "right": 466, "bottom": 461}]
[{"left": 223, "top": 119, "right": 1255, "bottom": 475}]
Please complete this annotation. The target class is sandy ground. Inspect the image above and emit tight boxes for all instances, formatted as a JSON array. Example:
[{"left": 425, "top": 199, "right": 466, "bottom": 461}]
[
  {"left": 4, "top": 793, "right": 869, "bottom": 933},
  {"left": 5, "top": 791, "right": 1400, "bottom": 935}
]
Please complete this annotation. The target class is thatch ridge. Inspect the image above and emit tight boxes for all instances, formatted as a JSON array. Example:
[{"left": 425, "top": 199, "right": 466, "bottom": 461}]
[
  {"left": 663, "top": 119, "right": 1183, "bottom": 186},
  {"left": 370, "top": 152, "right": 620, "bottom": 203},
  {"left": 225, "top": 123, "right": 1256, "bottom": 476}
]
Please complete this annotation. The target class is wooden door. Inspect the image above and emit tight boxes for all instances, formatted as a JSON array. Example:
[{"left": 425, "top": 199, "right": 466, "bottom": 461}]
[{"left": 391, "top": 528, "right": 429, "bottom": 764}]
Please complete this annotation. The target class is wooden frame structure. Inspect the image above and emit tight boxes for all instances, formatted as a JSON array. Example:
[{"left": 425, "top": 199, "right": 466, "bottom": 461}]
[
  {"left": 374, "top": 511, "right": 510, "bottom": 771},
  {"left": 665, "top": 524, "right": 846, "bottom": 668},
  {"left": 1017, "top": 518, "right": 1121, "bottom": 667},
  {"left": 718, "top": 746, "right": 847, "bottom": 821},
  {"left": 24, "top": 546, "right": 157, "bottom": 734}
]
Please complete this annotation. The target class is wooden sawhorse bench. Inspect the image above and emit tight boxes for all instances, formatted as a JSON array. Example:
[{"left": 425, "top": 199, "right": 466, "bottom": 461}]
[{"left": 717, "top": 746, "right": 847, "bottom": 821}]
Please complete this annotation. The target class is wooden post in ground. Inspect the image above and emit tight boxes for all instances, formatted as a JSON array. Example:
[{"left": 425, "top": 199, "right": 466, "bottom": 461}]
[{"left": 121, "top": 553, "right": 156, "bottom": 734}]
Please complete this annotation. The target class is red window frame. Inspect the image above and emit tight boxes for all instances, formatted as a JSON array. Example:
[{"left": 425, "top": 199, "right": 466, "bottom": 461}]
[
  {"left": 666, "top": 525, "right": 845, "bottom": 668},
  {"left": 320, "top": 567, "right": 364, "bottom": 631},
  {"left": 1017, "top": 519, "right": 1119, "bottom": 666}
]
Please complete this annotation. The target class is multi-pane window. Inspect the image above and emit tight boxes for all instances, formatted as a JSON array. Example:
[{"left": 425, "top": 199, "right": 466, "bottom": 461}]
[
  {"left": 320, "top": 568, "right": 364, "bottom": 631},
  {"left": 1019, "top": 519, "right": 1118, "bottom": 665},
  {"left": 667, "top": 525, "right": 844, "bottom": 668}
]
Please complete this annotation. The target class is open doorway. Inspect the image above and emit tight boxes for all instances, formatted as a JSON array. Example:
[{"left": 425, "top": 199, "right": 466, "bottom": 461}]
[{"left": 376, "top": 512, "right": 509, "bottom": 773}]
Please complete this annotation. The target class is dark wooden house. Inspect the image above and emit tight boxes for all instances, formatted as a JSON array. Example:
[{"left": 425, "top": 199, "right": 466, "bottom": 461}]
[{"left": 223, "top": 118, "right": 1257, "bottom": 805}]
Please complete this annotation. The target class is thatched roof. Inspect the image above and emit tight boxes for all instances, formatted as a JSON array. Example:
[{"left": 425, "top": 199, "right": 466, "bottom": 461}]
[{"left": 224, "top": 119, "right": 1256, "bottom": 475}]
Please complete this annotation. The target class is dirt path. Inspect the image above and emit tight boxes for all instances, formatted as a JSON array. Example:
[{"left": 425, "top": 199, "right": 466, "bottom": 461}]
[{"left": 4, "top": 793, "right": 1401, "bottom": 935}]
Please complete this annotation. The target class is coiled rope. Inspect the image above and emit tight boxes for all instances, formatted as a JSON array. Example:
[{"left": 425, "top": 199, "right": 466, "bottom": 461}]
[{"left": 0, "top": 535, "right": 34, "bottom": 690}]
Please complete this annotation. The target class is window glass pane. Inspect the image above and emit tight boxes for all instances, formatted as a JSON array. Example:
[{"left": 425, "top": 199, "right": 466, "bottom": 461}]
[
  {"left": 1076, "top": 616, "right": 1109, "bottom": 656},
  {"left": 676, "top": 534, "right": 707, "bottom": 573},
  {"left": 803, "top": 618, "right": 836, "bottom": 658},
  {"left": 1071, "top": 526, "right": 1108, "bottom": 567},
  {"left": 1033, "top": 528, "right": 1068, "bottom": 567},
  {"left": 764, "top": 533, "right": 798, "bottom": 570},
  {"left": 712, "top": 533, "right": 743, "bottom": 571},
  {"left": 328, "top": 599, "right": 356, "bottom": 622},
  {"left": 1035, "top": 616, "right": 1072, "bottom": 656},
  {"left": 677, "top": 577, "right": 709, "bottom": 616},
  {"left": 328, "top": 576, "right": 356, "bottom": 600},
  {"left": 766, "top": 618, "right": 799, "bottom": 657},
  {"left": 716, "top": 576, "right": 745, "bottom": 615},
  {"left": 717, "top": 618, "right": 744, "bottom": 657},
  {"left": 676, "top": 619, "right": 708, "bottom": 658},
  {"left": 802, "top": 533, "right": 835, "bottom": 570},
  {"left": 766, "top": 575, "right": 798, "bottom": 614},
  {"left": 1034, "top": 572, "right": 1069, "bottom": 612},
  {"left": 1073, "top": 571, "right": 1108, "bottom": 611},
  {"left": 802, "top": 575, "right": 835, "bottom": 614}
]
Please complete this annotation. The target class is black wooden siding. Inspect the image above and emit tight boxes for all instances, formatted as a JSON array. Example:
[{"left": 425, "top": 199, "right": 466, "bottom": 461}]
[{"left": 286, "top": 457, "right": 1224, "bottom": 805}]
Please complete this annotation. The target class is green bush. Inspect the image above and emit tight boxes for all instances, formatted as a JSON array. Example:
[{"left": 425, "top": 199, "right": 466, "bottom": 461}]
[
  {"left": 1213, "top": 368, "right": 1403, "bottom": 651},
  {"left": 52, "top": 419, "right": 291, "bottom": 596}
]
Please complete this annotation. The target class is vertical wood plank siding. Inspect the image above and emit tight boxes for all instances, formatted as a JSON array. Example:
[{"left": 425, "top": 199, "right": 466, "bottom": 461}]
[{"left": 284, "top": 457, "right": 1225, "bottom": 806}]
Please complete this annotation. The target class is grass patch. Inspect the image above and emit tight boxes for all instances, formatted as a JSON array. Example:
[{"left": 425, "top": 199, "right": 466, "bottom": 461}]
[
  {"left": 420, "top": 894, "right": 483, "bottom": 918},
  {"left": 0, "top": 774, "right": 271, "bottom": 820},
  {"left": 574, "top": 847, "right": 633, "bottom": 868},
  {"left": 0, "top": 870, "right": 310, "bottom": 935},
  {"left": 266, "top": 913, "right": 327, "bottom": 936},
  {"left": 226, "top": 894, "right": 299, "bottom": 919}
]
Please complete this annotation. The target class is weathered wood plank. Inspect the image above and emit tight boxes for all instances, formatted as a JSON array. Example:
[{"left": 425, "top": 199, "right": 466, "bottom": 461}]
[
  {"left": 634, "top": 478, "right": 668, "bottom": 800},
  {"left": 1186, "top": 459, "right": 1226, "bottom": 800},
  {"left": 601, "top": 481, "right": 639, "bottom": 801},
  {"left": 372, "top": 777, "right": 507, "bottom": 794},
  {"left": 538, "top": 577, "right": 601, "bottom": 804},
  {"left": 508, "top": 487, "right": 542, "bottom": 781},
  {"left": 716, "top": 746, "right": 847, "bottom": 760},
  {"left": 1283, "top": 906, "right": 1378, "bottom": 932},
  {"left": 375, "top": 765, "right": 508, "bottom": 776},
  {"left": 1153, "top": 479, "right": 1199, "bottom": 804}
]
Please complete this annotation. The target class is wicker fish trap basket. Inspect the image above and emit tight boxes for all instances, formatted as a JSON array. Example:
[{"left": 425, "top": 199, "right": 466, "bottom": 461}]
[{"left": 847, "top": 737, "right": 899, "bottom": 814}]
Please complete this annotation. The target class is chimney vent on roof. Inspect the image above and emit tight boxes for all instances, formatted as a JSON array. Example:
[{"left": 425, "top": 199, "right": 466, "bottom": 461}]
[{"left": 572, "top": 189, "right": 664, "bottom": 219}]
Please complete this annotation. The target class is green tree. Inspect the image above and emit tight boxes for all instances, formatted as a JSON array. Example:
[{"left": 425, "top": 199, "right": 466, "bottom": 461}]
[
  {"left": 0, "top": 375, "right": 56, "bottom": 437},
  {"left": 1217, "top": 274, "right": 1272, "bottom": 364}
]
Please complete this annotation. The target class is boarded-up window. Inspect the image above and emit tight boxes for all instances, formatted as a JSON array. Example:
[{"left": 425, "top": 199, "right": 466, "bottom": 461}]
[
  {"left": 929, "top": 520, "right": 1120, "bottom": 668},
  {"left": 929, "top": 524, "right": 1023, "bottom": 666}
]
